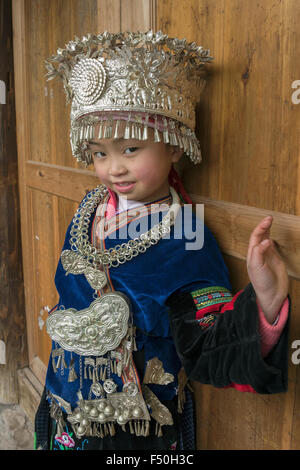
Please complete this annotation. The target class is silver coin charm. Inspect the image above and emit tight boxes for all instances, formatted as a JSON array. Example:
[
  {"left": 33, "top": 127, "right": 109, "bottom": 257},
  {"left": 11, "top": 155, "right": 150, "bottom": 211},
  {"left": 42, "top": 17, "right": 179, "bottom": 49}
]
[
  {"left": 90, "top": 382, "right": 104, "bottom": 397},
  {"left": 103, "top": 378, "right": 117, "bottom": 394},
  {"left": 123, "top": 382, "right": 138, "bottom": 397}
]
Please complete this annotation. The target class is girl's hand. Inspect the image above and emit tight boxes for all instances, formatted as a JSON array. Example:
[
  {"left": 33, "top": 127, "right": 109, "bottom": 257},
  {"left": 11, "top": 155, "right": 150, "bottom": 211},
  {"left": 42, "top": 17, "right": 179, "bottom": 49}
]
[{"left": 246, "top": 216, "right": 289, "bottom": 324}]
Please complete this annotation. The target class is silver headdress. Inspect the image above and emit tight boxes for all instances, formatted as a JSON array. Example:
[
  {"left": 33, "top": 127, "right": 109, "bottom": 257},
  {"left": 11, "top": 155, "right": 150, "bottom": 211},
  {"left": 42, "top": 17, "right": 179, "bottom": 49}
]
[{"left": 45, "top": 30, "right": 214, "bottom": 166}]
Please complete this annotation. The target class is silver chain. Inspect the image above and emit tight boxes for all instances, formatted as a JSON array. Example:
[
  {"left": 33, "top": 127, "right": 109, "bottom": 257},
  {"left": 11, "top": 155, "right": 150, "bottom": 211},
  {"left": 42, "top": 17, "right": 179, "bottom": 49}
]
[{"left": 69, "top": 184, "right": 181, "bottom": 269}]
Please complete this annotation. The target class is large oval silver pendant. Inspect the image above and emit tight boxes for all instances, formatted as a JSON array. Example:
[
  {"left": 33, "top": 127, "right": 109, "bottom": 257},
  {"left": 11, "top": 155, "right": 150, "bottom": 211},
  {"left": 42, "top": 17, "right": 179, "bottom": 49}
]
[{"left": 46, "top": 292, "right": 130, "bottom": 356}]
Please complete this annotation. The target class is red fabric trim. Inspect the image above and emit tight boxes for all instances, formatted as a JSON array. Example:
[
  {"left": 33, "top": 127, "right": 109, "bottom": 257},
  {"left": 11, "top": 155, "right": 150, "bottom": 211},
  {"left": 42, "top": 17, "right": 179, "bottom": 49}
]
[
  {"left": 196, "top": 303, "right": 226, "bottom": 319},
  {"left": 195, "top": 289, "right": 243, "bottom": 320},
  {"left": 222, "top": 383, "right": 257, "bottom": 394}
]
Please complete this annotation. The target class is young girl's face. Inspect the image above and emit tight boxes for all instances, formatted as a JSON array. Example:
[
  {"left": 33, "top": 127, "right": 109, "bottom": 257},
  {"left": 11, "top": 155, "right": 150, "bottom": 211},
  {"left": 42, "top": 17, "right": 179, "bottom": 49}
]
[{"left": 89, "top": 122, "right": 182, "bottom": 203}]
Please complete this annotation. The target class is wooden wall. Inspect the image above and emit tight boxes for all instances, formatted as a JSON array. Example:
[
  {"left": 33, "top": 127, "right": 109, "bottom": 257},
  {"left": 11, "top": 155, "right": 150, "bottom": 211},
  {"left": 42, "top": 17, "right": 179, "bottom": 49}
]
[
  {"left": 12, "top": 0, "right": 300, "bottom": 449},
  {"left": 0, "top": 0, "right": 28, "bottom": 404},
  {"left": 155, "top": 0, "right": 300, "bottom": 449}
]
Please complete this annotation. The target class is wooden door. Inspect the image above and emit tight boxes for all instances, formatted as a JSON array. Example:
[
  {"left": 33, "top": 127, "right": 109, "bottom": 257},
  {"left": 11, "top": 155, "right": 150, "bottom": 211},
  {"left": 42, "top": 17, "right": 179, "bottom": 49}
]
[
  {"left": 12, "top": 0, "right": 300, "bottom": 449},
  {"left": 12, "top": 0, "right": 155, "bottom": 389}
]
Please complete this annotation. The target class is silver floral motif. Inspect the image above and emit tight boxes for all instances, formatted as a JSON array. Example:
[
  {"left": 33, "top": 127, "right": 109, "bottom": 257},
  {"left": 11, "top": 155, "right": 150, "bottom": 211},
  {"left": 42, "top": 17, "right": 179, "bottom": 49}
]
[
  {"left": 143, "top": 357, "right": 174, "bottom": 385},
  {"left": 61, "top": 250, "right": 107, "bottom": 289},
  {"left": 70, "top": 58, "right": 106, "bottom": 106},
  {"left": 46, "top": 292, "right": 130, "bottom": 356}
]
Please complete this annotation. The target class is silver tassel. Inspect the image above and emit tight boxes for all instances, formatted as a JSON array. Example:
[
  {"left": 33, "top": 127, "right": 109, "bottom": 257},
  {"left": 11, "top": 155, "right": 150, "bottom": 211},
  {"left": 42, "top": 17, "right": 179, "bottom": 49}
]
[
  {"left": 154, "top": 115, "right": 161, "bottom": 142},
  {"left": 56, "top": 355, "right": 62, "bottom": 369},
  {"left": 113, "top": 120, "right": 121, "bottom": 138},
  {"left": 169, "top": 121, "right": 179, "bottom": 146},
  {"left": 80, "top": 125, "right": 85, "bottom": 141},
  {"left": 131, "top": 121, "right": 138, "bottom": 139},
  {"left": 162, "top": 117, "right": 170, "bottom": 144},
  {"left": 90, "top": 123, "right": 96, "bottom": 140},
  {"left": 84, "top": 125, "right": 90, "bottom": 140},
  {"left": 177, "top": 131, "right": 183, "bottom": 149},
  {"left": 142, "top": 115, "right": 149, "bottom": 140},
  {"left": 137, "top": 116, "right": 143, "bottom": 140},
  {"left": 68, "top": 357, "right": 77, "bottom": 382},
  {"left": 129, "top": 420, "right": 134, "bottom": 434},
  {"left": 124, "top": 117, "right": 131, "bottom": 139},
  {"left": 88, "top": 124, "right": 93, "bottom": 140},
  {"left": 182, "top": 128, "right": 188, "bottom": 152},
  {"left": 52, "top": 357, "right": 57, "bottom": 373},
  {"left": 104, "top": 120, "right": 113, "bottom": 139},
  {"left": 98, "top": 119, "right": 104, "bottom": 139}
]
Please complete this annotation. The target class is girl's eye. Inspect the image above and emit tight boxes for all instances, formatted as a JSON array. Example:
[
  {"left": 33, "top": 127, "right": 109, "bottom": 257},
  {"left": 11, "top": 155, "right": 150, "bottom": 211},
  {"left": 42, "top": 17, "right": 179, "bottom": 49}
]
[
  {"left": 124, "top": 147, "right": 138, "bottom": 154},
  {"left": 93, "top": 151, "right": 106, "bottom": 158}
]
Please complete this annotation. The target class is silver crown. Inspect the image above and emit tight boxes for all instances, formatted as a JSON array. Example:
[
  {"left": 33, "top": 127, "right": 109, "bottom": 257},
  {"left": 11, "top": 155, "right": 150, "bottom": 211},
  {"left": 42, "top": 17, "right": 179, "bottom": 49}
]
[{"left": 45, "top": 31, "right": 214, "bottom": 165}]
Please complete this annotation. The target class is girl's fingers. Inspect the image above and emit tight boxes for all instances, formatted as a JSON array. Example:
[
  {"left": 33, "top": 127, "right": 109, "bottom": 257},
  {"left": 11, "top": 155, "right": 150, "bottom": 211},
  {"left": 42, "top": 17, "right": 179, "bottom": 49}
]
[{"left": 247, "top": 216, "right": 273, "bottom": 264}]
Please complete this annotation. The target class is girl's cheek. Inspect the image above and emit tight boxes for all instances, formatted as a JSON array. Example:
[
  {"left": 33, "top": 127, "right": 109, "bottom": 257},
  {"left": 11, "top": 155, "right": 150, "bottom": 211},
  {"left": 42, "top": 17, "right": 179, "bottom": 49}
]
[{"left": 134, "top": 166, "right": 157, "bottom": 181}]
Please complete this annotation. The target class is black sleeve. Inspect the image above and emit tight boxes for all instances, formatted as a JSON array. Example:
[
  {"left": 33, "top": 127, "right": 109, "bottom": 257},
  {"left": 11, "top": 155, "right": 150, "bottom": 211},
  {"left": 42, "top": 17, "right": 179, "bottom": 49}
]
[{"left": 166, "top": 282, "right": 290, "bottom": 394}]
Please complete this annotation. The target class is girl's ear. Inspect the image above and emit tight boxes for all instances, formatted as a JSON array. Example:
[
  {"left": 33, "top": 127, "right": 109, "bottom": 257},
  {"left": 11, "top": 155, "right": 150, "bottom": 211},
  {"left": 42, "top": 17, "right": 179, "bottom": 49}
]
[{"left": 170, "top": 145, "right": 184, "bottom": 163}]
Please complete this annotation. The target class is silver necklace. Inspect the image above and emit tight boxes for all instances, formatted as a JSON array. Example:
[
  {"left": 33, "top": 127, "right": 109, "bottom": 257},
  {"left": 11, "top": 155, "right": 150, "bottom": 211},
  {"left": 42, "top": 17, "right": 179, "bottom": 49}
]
[{"left": 61, "top": 185, "right": 181, "bottom": 289}]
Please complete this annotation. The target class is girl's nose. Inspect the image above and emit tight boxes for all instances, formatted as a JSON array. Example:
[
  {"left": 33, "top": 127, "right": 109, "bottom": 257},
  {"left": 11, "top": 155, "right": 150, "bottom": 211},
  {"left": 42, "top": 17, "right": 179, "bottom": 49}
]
[{"left": 108, "top": 159, "right": 128, "bottom": 177}]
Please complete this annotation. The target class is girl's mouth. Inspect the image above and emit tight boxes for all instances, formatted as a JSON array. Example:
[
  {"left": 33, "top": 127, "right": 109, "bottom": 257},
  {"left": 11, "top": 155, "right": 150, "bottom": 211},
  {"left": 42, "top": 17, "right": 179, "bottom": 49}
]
[{"left": 114, "top": 182, "right": 136, "bottom": 192}]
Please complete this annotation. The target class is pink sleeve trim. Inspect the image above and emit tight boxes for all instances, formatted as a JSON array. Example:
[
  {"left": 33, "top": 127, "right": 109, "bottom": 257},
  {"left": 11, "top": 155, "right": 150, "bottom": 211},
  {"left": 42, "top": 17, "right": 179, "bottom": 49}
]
[{"left": 257, "top": 297, "right": 289, "bottom": 357}]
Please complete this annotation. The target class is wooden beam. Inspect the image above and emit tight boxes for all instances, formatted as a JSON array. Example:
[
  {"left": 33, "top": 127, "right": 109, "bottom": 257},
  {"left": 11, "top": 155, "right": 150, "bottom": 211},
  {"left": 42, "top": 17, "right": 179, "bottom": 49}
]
[
  {"left": 12, "top": 0, "right": 35, "bottom": 365},
  {"left": 25, "top": 161, "right": 300, "bottom": 280},
  {"left": 192, "top": 194, "right": 300, "bottom": 281},
  {"left": 26, "top": 160, "right": 99, "bottom": 202}
]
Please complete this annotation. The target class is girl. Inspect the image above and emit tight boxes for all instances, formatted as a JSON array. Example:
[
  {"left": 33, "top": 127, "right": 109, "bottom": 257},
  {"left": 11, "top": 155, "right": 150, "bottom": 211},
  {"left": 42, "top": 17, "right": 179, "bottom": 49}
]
[{"left": 35, "top": 31, "right": 290, "bottom": 451}]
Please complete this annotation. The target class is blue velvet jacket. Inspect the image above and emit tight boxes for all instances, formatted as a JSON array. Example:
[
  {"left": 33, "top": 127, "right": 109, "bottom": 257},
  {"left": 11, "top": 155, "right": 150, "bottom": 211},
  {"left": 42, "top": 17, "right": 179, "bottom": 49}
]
[
  {"left": 45, "top": 189, "right": 289, "bottom": 412},
  {"left": 45, "top": 190, "right": 232, "bottom": 409}
]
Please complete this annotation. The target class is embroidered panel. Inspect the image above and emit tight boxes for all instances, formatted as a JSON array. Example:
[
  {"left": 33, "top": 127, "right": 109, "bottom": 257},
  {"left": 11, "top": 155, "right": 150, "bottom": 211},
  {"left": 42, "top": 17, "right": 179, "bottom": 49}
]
[{"left": 191, "top": 285, "right": 232, "bottom": 323}]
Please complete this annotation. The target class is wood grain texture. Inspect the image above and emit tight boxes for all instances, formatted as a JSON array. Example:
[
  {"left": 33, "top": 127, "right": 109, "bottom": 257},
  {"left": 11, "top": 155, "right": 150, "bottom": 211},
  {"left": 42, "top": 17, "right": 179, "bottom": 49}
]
[
  {"left": 12, "top": 0, "right": 155, "bottom": 381},
  {"left": 192, "top": 194, "right": 300, "bottom": 280},
  {"left": 0, "top": 0, "right": 28, "bottom": 404},
  {"left": 12, "top": 0, "right": 300, "bottom": 450},
  {"left": 26, "top": 160, "right": 99, "bottom": 202},
  {"left": 156, "top": 0, "right": 300, "bottom": 450},
  {"left": 157, "top": 0, "right": 300, "bottom": 214}
]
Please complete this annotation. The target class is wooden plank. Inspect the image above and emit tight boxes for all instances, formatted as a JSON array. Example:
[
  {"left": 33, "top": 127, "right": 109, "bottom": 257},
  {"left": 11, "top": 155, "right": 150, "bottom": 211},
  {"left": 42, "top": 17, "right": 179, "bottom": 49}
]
[
  {"left": 12, "top": 0, "right": 36, "bottom": 365},
  {"left": 96, "top": 0, "right": 121, "bottom": 32},
  {"left": 192, "top": 194, "right": 300, "bottom": 280},
  {"left": 30, "top": 356, "right": 47, "bottom": 388},
  {"left": 26, "top": 160, "right": 99, "bottom": 202},
  {"left": 121, "top": 0, "right": 151, "bottom": 30},
  {"left": 0, "top": 0, "right": 28, "bottom": 404},
  {"left": 17, "top": 367, "right": 43, "bottom": 425}
]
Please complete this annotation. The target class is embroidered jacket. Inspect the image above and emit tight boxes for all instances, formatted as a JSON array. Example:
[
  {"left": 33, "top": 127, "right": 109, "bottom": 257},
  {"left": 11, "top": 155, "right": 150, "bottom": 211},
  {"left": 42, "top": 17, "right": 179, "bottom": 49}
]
[{"left": 45, "top": 188, "right": 289, "bottom": 416}]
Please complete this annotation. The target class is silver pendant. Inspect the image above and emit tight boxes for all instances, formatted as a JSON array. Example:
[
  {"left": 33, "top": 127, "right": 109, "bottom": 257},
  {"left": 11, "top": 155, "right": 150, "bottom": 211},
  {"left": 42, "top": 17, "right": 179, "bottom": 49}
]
[
  {"left": 46, "top": 292, "right": 130, "bottom": 356},
  {"left": 103, "top": 378, "right": 117, "bottom": 394},
  {"left": 90, "top": 382, "right": 104, "bottom": 397},
  {"left": 61, "top": 249, "right": 107, "bottom": 289},
  {"left": 123, "top": 382, "right": 138, "bottom": 397}
]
